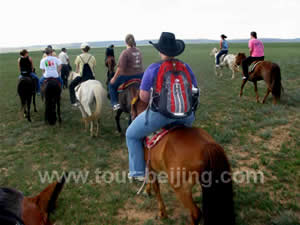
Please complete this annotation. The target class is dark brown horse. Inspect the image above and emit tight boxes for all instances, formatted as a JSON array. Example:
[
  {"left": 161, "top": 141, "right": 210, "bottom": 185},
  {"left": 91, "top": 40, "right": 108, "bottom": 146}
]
[
  {"left": 105, "top": 56, "right": 116, "bottom": 98},
  {"left": 235, "top": 53, "right": 283, "bottom": 104},
  {"left": 105, "top": 56, "right": 140, "bottom": 133},
  {"left": 131, "top": 96, "right": 235, "bottom": 225},
  {"left": 17, "top": 76, "right": 37, "bottom": 122},
  {"left": 0, "top": 176, "right": 65, "bottom": 225}
]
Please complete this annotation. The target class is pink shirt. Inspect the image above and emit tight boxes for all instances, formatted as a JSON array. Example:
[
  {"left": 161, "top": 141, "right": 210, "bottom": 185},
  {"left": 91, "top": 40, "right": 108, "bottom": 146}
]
[{"left": 248, "top": 38, "right": 264, "bottom": 57}]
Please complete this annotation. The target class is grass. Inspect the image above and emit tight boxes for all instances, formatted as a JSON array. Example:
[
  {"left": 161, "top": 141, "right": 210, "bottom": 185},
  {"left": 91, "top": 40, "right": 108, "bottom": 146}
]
[{"left": 0, "top": 43, "right": 300, "bottom": 225}]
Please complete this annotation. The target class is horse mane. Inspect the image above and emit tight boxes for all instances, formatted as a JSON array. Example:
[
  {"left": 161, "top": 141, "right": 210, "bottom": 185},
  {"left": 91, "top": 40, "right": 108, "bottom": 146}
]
[{"left": 0, "top": 188, "right": 24, "bottom": 219}]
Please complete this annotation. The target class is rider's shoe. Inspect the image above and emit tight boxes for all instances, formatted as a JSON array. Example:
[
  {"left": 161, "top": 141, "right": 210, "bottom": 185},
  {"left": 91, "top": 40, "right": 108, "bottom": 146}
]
[
  {"left": 72, "top": 102, "right": 80, "bottom": 107},
  {"left": 128, "top": 173, "right": 145, "bottom": 182},
  {"left": 215, "top": 64, "right": 220, "bottom": 68},
  {"left": 113, "top": 104, "right": 120, "bottom": 111},
  {"left": 242, "top": 76, "right": 248, "bottom": 80}
]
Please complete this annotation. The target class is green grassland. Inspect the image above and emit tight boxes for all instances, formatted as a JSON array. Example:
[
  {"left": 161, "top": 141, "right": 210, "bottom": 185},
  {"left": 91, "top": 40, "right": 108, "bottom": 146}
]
[{"left": 0, "top": 43, "right": 299, "bottom": 225}]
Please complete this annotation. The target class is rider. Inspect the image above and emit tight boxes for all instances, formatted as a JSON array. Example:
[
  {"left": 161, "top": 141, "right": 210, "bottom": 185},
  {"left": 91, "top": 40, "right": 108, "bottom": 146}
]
[
  {"left": 109, "top": 34, "right": 144, "bottom": 111},
  {"left": 69, "top": 42, "right": 96, "bottom": 107},
  {"left": 18, "top": 49, "right": 40, "bottom": 94},
  {"left": 59, "top": 48, "right": 71, "bottom": 88},
  {"left": 242, "top": 31, "right": 264, "bottom": 80},
  {"left": 126, "top": 32, "right": 199, "bottom": 181},
  {"left": 39, "top": 47, "right": 63, "bottom": 88},
  {"left": 215, "top": 34, "right": 228, "bottom": 68},
  {"left": 105, "top": 44, "right": 115, "bottom": 64}
]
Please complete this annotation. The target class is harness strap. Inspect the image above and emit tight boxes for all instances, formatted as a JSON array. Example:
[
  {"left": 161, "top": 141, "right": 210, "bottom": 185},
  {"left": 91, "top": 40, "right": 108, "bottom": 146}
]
[{"left": 137, "top": 148, "right": 151, "bottom": 195}]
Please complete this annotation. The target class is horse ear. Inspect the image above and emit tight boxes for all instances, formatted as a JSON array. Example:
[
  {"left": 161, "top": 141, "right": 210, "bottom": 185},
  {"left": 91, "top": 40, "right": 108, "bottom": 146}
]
[{"left": 26, "top": 175, "right": 66, "bottom": 214}]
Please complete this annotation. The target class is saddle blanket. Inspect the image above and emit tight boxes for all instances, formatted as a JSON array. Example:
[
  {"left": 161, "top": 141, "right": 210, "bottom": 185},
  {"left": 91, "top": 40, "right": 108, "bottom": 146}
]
[
  {"left": 249, "top": 61, "right": 263, "bottom": 73},
  {"left": 117, "top": 79, "right": 141, "bottom": 92},
  {"left": 144, "top": 126, "right": 181, "bottom": 149}
]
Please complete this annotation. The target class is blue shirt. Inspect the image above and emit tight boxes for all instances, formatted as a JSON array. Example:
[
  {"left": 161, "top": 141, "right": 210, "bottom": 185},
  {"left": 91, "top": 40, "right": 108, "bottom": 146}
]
[
  {"left": 140, "top": 62, "right": 198, "bottom": 92},
  {"left": 221, "top": 40, "right": 228, "bottom": 50}
]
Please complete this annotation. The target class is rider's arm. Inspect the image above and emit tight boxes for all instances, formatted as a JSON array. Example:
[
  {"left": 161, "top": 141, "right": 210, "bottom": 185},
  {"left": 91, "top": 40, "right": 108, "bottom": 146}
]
[
  {"left": 220, "top": 40, "right": 222, "bottom": 50},
  {"left": 57, "top": 64, "right": 62, "bottom": 74},
  {"left": 18, "top": 58, "right": 21, "bottom": 72},
  {"left": 140, "top": 90, "right": 150, "bottom": 103},
  {"left": 29, "top": 57, "right": 34, "bottom": 72}
]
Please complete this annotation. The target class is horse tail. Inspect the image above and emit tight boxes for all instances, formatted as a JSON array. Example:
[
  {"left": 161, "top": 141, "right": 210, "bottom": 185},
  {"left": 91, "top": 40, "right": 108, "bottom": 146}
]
[
  {"left": 45, "top": 81, "right": 60, "bottom": 125},
  {"left": 201, "top": 143, "right": 235, "bottom": 225},
  {"left": 271, "top": 63, "right": 282, "bottom": 100},
  {"left": 83, "top": 84, "right": 105, "bottom": 123}
]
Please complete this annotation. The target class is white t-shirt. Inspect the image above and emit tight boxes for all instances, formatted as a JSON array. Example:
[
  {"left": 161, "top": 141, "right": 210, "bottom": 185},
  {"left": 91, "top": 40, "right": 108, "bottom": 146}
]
[
  {"left": 58, "top": 51, "right": 69, "bottom": 64},
  {"left": 40, "top": 56, "right": 62, "bottom": 78}
]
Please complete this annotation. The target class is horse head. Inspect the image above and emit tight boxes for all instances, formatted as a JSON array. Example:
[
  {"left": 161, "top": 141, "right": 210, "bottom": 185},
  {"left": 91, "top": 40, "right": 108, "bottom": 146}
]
[
  {"left": 130, "top": 92, "right": 148, "bottom": 121},
  {"left": 210, "top": 48, "right": 218, "bottom": 56},
  {"left": 235, "top": 53, "right": 246, "bottom": 66},
  {"left": 68, "top": 71, "right": 80, "bottom": 83},
  {"left": 0, "top": 176, "right": 65, "bottom": 225}
]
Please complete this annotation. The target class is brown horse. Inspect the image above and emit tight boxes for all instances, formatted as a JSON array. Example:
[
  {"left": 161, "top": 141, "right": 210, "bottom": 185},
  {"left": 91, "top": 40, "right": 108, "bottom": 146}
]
[
  {"left": 131, "top": 97, "right": 235, "bottom": 225},
  {"left": 235, "top": 53, "right": 283, "bottom": 104},
  {"left": 0, "top": 176, "right": 65, "bottom": 225}
]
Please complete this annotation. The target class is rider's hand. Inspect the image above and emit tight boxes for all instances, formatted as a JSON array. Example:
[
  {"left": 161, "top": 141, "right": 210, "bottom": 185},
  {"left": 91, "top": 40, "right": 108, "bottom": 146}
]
[{"left": 110, "top": 77, "right": 116, "bottom": 84}]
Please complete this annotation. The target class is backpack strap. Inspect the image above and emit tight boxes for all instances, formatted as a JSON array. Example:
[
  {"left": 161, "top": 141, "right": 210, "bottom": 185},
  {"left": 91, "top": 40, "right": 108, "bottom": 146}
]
[{"left": 79, "top": 55, "right": 92, "bottom": 64}]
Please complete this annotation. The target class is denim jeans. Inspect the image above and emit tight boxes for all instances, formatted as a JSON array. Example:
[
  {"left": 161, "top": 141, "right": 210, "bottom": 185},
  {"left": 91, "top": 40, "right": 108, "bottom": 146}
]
[
  {"left": 109, "top": 74, "right": 143, "bottom": 106},
  {"left": 126, "top": 109, "right": 195, "bottom": 177},
  {"left": 216, "top": 50, "right": 228, "bottom": 65},
  {"left": 19, "top": 72, "right": 40, "bottom": 93},
  {"left": 39, "top": 76, "right": 63, "bottom": 89}
]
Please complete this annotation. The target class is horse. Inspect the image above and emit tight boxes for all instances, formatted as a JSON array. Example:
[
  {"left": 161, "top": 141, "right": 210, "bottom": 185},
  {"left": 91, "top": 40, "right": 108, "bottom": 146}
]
[
  {"left": 42, "top": 78, "right": 62, "bottom": 125},
  {"left": 210, "top": 48, "right": 239, "bottom": 79},
  {"left": 68, "top": 72, "right": 106, "bottom": 137},
  {"left": 235, "top": 53, "right": 283, "bottom": 104},
  {"left": 0, "top": 176, "right": 65, "bottom": 225},
  {"left": 105, "top": 58, "right": 140, "bottom": 133},
  {"left": 105, "top": 56, "right": 116, "bottom": 99},
  {"left": 130, "top": 96, "right": 235, "bottom": 225},
  {"left": 17, "top": 76, "right": 37, "bottom": 122}
]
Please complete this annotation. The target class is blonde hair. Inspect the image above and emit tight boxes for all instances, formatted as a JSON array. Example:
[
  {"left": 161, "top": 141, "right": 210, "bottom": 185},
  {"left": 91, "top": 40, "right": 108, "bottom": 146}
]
[{"left": 125, "top": 34, "right": 136, "bottom": 47}]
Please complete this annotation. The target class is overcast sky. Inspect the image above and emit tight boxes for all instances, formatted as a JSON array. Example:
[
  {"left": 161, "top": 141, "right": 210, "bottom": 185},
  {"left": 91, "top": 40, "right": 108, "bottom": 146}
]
[{"left": 1, "top": 0, "right": 299, "bottom": 48}]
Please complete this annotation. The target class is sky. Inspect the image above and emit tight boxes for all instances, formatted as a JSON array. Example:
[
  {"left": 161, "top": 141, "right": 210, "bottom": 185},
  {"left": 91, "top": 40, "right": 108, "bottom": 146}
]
[{"left": 1, "top": 0, "right": 299, "bottom": 48}]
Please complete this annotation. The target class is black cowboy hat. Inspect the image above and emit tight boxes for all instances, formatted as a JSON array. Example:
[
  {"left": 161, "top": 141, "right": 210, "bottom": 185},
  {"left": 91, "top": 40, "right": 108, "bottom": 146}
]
[{"left": 149, "top": 32, "right": 185, "bottom": 57}]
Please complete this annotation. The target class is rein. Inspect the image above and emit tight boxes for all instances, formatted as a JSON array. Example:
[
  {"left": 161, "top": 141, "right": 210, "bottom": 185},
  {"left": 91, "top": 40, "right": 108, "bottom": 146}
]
[{"left": 137, "top": 148, "right": 151, "bottom": 195}]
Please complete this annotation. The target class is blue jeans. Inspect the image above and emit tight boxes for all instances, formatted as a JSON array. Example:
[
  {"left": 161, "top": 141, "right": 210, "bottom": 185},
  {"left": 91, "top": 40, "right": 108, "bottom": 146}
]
[
  {"left": 39, "top": 76, "right": 63, "bottom": 88},
  {"left": 216, "top": 50, "right": 228, "bottom": 65},
  {"left": 19, "top": 72, "right": 40, "bottom": 93},
  {"left": 126, "top": 109, "right": 195, "bottom": 177},
  {"left": 109, "top": 74, "right": 143, "bottom": 106}
]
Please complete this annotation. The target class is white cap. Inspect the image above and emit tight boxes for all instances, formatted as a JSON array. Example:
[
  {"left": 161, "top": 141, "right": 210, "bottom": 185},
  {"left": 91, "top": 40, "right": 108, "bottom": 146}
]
[{"left": 80, "top": 42, "right": 90, "bottom": 49}]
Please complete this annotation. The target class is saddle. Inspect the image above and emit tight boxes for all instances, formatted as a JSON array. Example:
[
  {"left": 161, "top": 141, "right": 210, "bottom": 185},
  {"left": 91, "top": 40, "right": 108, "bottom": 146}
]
[
  {"left": 144, "top": 125, "right": 182, "bottom": 149},
  {"left": 249, "top": 61, "right": 263, "bottom": 73},
  {"left": 117, "top": 78, "right": 141, "bottom": 93}
]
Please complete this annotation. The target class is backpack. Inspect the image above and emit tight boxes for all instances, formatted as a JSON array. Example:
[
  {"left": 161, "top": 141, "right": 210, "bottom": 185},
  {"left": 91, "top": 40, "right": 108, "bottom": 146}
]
[
  {"left": 151, "top": 59, "right": 194, "bottom": 119},
  {"left": 80, "top": 55, "right": 95, "bottom": 81}
]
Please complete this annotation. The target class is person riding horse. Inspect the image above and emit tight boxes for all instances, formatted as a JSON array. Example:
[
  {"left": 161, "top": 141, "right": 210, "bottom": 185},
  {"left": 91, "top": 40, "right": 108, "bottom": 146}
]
[
  {"left": 69, "top": 42, "right": 96, "bottom": 107},
  {"left": 39, "top": 47, "right": 63, "bottom": 89},
  {"left": 215, "top": 34, "right": 229, "bottom": 68},
  {"left": 126, "top": 32, "right": 199, "bottom": 181},
  {"left": 242, "top": 31, "right": 265, "bottom": 80},
  {"left": 58, "top": 47, "right": 71, "bottom": 88},
  {"left": 18, "top": 49, "right": 40, "bottom": 94},
  {"left": 105, "top": 44, "right": 115, "bottom": 68},
  {"left": 109, "top": 34, "right": 144, "bottom": 111}
]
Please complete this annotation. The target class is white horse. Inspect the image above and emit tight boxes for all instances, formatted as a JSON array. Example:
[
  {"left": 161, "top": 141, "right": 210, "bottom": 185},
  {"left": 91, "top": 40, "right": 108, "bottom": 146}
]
[
  {"left": 210, "top": 48, "right": 239, "bottom": 79},
  {"left": 68, "top": 72, "right": 106, "bottom": 137}
]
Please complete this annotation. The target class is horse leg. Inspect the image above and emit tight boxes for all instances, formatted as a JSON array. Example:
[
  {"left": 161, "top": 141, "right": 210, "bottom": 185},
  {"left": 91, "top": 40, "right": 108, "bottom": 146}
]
[
  {"left": 27, "top": 96, "right": 32, "bottom": 122},
  {"left": 150, "top": 173, "right": 167, "bottom": 219},
  {"left": 240, "top": 79, "right": 248, "bottom": 97},
  {"left": 262, "top": 88, "right": 271, "bottom": 104},
  {"left": 172, "top": 185, "right": 202, "bottom": 225},
  {"left": 115, "top": 109, "right": 122, "bottom": 133},
  {"left": 95, "top": 119, "right": 100, "bottom": 137},
  {"left": 253, "top": 81, "right": 260, "bottom": 103},
  {"left": 90, "top": 121, "right": 94, "bottom": 137}
]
